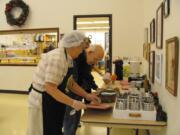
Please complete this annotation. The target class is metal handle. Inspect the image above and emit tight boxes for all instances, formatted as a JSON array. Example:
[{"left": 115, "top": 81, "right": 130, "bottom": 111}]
[{"left": 129, "top": 113, "right": 141, "bottom": 118}]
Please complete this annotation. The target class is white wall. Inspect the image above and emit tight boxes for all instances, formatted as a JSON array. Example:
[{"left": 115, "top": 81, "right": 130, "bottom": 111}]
[
  {"left": 143, "top": 0, "right": 180, "bottom": 135},
  {"left": 0, "top": 0, "right": 144, "bottom": 91},
  {"left": 0, "top": 66, "right": 35, "bottom": 91}
]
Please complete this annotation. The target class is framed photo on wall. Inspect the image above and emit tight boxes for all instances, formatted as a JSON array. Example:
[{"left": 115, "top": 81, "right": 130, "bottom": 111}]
[
  {"left": 147, "top": 43, "right": 151, "bottom": 62},
  {"left": 156, "top": 3, "right": 164, "bottom": 49},
  {"left": 149, "top": 51, "right": 155, "bottom": 83},
  {"left": 164, "top": 0, "right": 170, "bottom": 18},
  {"left": 143, "top": 43, "right": 151, "bottom": 62},
  {"left": 155, "top": 53, "right": 163, "bottom": 84},
  {"left": 143, "top": 43, "right": 147, "bottom": 59},
  {"left": 144, "top": 28, "right": 148, "bottom": 43},
  {"left": 165, "top": 37, "right": 179, "bottom": 96},
  {"left": 150, "top": 18, "right": 155, "bottom": 43}
]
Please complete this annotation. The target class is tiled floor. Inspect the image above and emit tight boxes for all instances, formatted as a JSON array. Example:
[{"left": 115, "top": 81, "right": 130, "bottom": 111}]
[
  {"left": 0, "top": 93, "right": 28, "bottom": 135},
  {"left": 0, "top": 72, "right": 146, "bottom": 135},
  {"left": 0, "top": 92, "right": 137, "bottom": 135}
]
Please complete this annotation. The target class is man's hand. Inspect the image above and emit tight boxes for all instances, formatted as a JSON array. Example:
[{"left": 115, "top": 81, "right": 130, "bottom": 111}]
[
  {"left": 85, "top": 93, "right": 101, "bottom": 104},
  {"left": 71, "top": 100, "right": 87, "bottom": 111}
]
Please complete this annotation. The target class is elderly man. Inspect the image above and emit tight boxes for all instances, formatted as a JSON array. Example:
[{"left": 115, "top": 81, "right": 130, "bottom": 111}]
[
  {"left": 63, "top": 45, "right": 104, "bottom": 135},
  {"left": 27, "top": 31, "right": 100, "bottom": 135}
]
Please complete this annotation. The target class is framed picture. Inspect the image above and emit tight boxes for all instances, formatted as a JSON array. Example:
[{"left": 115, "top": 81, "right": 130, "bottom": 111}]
[
  {"left": 143, "top": 43, "right": 151, "bottom": 62},
  {"left": 150, "top": 18, "right": 155, "bottom": 43},
  {"left": 156, "top": 3, "right": 164, "bottom": 49},
  {"left": 155, "top": 53, "right": 163, "bottom": 84},
  {"left": 164, "top": 0, "right": 170, "bottom": 18},
  {"left": 143, "top": 43, "right": 147, "bottom": 59},
  {"left": 165, "top": 37, "right": 179, "bottom": 96},
  {"left": 147, "top": 43, "right": 151, "bottom": 62},
  {"left": 144, "top": 28, "right": 148, "bottom": 43},
  {"left": 149, "top": 51, "right": 155, "bottom": 83}
]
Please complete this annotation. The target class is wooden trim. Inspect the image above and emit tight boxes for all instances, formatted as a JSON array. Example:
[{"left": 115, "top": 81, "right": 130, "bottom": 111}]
[
  {"left": 109, "top": 14, "right": 112, "bottom": 73},
  {"left": 73, "top": 17, "right": 77, "bottom": 30},
  {"left": 0, "top": 27, "right": 59, "bottom": 35},
  {"left": 73, "top": 14, "right": 112, "bottom": 18},
  {"left": 0, "top": 90, "right": 28, "bottom": 94},
  {"left": 73, "top": 14, "right": 113, "bottom": 72},
  {"left": 0, "top": 27, "right": 59, "bottom": 43},
  {"left": 0, "top": 63, "right": 37, "bottom": 66}
]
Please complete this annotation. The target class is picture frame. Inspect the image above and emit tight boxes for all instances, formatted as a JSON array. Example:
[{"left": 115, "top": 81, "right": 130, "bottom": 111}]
[
  {"left": 143, "top": 43, "right": 147, "bottom": 59},
  {"left": 0, "top": 28, "right": 59, "bottom": 66},
  {"left": 165, "top": 37, "right": 179, "bottom": 96},
  {"left": 164, "top": 0, "right": 170, "bottom": 18},
  {"left": 143, "top": 43, "right": 151, "bottom": 62},
  {"left": 150, "top": 18, "right": 155, "bottom": 43},
  {"left": 156, "top": 3, "right": 164, "bottom": 49},
  {"left": 147, "top": 43, "right": 151, "bottom": 62},
  {"left": 144, "top": 28, "right": 148, "bottom": 43},
  {"left": 149, "top": 51, "right": 155, "bottom": 83},
  {"left": 155, "top": 53, "right": 163, "bottom": 84}
]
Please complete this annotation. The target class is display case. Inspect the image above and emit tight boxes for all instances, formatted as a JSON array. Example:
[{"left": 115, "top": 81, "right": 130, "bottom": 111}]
[{"left": 0, "top": 28, "right": 59, "bottom": 66}]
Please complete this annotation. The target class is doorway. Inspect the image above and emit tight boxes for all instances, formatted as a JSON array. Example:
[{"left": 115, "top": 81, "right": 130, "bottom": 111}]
[{"left": 73, "top": 14, "right": 112, "bottom": 73}]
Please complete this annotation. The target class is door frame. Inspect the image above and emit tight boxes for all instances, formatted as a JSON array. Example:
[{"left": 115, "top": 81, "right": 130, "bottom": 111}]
[{"left": 73, "top": 14, "right": 112, "bottom": 73}]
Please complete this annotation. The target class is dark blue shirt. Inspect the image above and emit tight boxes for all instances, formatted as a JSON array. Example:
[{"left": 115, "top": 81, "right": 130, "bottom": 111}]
[{"left": 73, "top": 50, "right": 98, "bottom": 93}]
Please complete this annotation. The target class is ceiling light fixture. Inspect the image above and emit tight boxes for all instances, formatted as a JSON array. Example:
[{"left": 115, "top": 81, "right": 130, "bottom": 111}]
[
  {"left": 77, "top": 26, "right": 109, "bottom": 30},
  {"left": 77, "top": 21, "right": 109, "bottom": 25}
]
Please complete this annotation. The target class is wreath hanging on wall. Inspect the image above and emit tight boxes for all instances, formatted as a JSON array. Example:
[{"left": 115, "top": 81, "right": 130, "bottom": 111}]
[{"left": 5, "top": 0, "right": 29, "bottom": 27}]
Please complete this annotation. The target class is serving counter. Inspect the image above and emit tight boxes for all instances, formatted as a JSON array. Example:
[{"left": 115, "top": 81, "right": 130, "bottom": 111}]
[
  {"left": 81, "top": 108, "right": 166, "bottom": 135},
  {"left": 81, "top": 81, "right": 167, "bottom": 135}
]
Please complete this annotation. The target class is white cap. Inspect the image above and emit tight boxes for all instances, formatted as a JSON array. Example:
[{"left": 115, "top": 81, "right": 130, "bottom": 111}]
[{"left": 61, "top": 31, "right": 86, "bottom": 48}]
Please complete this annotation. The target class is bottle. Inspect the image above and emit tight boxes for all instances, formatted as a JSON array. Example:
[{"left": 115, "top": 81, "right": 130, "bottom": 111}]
[
  {"left": 113, "top": 59, "right": 123, "bottom": 80},
  {"left": 123, "top": 59, "right": 130, "bottom": 79},
  {"left": 143, "top": 75, "right": 148, "bottom": 92}
]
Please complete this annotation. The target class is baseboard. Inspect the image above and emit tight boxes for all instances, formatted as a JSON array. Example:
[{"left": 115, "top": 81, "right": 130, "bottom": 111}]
[{"left": 0, "top": 90, "right": 28, "bottom": 94}]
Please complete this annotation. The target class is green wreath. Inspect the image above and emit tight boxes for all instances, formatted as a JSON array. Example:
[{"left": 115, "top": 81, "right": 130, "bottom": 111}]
[{"left": 5, "top": 0, "right": 29, "bottom": 27}]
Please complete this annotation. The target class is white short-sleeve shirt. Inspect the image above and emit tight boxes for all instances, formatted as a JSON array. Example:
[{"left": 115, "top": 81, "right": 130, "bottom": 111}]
[{"left": 32, "top": 47, "right": 72, "bottom": 92}]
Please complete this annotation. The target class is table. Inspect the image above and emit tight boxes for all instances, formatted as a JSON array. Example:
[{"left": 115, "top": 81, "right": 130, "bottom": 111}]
[{"left": 81, "top": 108, "right": 167, "bottom": 135}]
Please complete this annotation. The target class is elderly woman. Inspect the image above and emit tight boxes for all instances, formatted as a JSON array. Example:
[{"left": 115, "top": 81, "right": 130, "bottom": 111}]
[{"left": 27, "top": 31, "right": 100, "bottom": 135}]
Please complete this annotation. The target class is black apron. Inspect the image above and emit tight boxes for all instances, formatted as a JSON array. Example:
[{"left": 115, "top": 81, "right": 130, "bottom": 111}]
[{"left": 42, "top": 49, "right": 74, "bottom": 135}]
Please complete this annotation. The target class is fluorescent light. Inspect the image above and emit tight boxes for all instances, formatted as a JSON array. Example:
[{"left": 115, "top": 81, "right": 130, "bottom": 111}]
[
  {"left": 77, "top": 21, "right": 109, "bottom": 25},
  {"left": 77, "top": 26, "right": 109, "bottom": 30}
]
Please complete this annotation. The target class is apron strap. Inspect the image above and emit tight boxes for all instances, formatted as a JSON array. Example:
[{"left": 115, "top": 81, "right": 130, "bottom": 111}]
[
  {"left": 29, "top": 84, "right": 44, "bottom": 94},
  {"left": 64, "top": 48, "right": 68, "bottom": 60},
  {"left": 29, "top": 48, "right": 68, "bottom": 94}
]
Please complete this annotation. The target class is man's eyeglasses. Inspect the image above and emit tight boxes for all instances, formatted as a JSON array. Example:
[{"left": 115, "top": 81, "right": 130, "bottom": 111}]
[{"left": 83, "top": 37, "right": 91, "bottom": 44}]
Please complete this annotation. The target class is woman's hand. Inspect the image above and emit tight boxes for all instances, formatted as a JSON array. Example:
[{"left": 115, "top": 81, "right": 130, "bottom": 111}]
[
  {"left": 85, "top": 93, "right": 101, "bottom": 104},
  {"left": 71, "top": 100, "right": 87, "bottom": 111}
]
